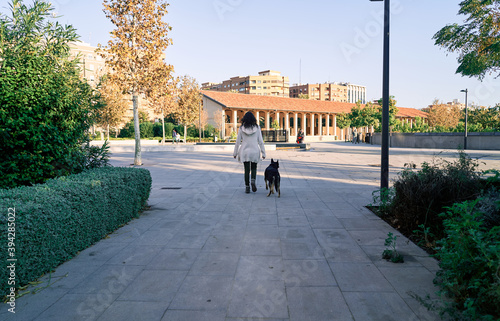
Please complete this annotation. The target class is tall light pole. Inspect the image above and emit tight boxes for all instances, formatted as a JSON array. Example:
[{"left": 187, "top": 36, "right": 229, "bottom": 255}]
[
  {"left": 460, "top": 89, "right": 468, "bottom": 149},
  {"left": 371, "top": 0, "right": 390, "bottom": 190}
]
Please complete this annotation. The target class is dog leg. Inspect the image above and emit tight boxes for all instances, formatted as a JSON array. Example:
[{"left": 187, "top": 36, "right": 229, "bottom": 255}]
[
  {"left": 265, "top": 179, "right": 268, "bottom": 190},
  {"left": 267, "top": 182, "right": 273, "bottom": 197}
]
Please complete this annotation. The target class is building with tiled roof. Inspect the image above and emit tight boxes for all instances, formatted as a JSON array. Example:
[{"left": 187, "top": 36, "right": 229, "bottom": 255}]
[{"left": 202, "top": 90, "right": 427, "bottom": 142}]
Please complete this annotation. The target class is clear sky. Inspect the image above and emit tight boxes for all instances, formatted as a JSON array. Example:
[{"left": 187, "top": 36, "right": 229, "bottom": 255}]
[{"left": 4, "top": 0, "right": 499, "bottom": 109}]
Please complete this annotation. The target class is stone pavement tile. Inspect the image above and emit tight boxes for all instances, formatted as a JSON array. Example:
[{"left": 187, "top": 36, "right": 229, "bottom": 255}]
[
  {"left": 118, "top": 270, "right": 186, "bottom": 302},
  {"left": 287, "top": 286, "right": 353, "bottom": 321},
  {"left": 348, "top": 229, "right": 390, "bottom": 246},
  {"left": 283, "top": 259, "right": 337, "bottom": 287},
  {"left": 339, "top": 217, "right": 388, "bottom": 230},
  {"left": 177, "top": 220, "right": 215, "bottom": 236},
  {"left": 378, "top": 266, "right": 440, "bottom": 299},
  {"left": 227, "top": 279, "right": 288, "bottom": 319},
  {"left": 96, "top": 301, "right": 167, "bottom": 321},
  {"left": 133, "top": 229, "right": 177, "bottom": 246},
  {"left": 277, "top": 206, "right": 304, "bottom": 216},
  {"left": 164, "top": 233, "right": 210, "bottom": 249},
  {"left": 330, "top": 263, "right": 394, "bottom": 292},
  {"left": 314, "top": 229, "right": 371, "bottom": 262},
  {"left": 248, "top": 214, "right": 278, "bottom": 225},
  {"left": 298, "top": 200, "right": 330, "bottom": 210},
  {"left": 245, "top": 225, "right": 280, "bottom": 240},
  {"left": 169, "top": 276, "right": 233, "bottom": 311},
  {"left": 35, "top": 293, "right": 110, "bottom": 321},
  {"left": 0, "top": 287, "right": 69, "bottom": 321},
  {"left": 324, "top": 201, "right": 359, "bottom": 212},
  {"left": 147, "top": 218, "right": 184, "bottom": 231},
  {"left": 68, "top": 265, "right": 143, "bottom": 295},
  {"left": 203, "top": 235, "right": 245, "bottom": 253},
  {"left": 404, "top": 297, "right": 442, "bottom": 321},
  {"left": 211, "top": 222, "right": 247, "bottom": 236},
  {"left": 278, "top": 215, "right": 310, "bottom": 227},
  {"left": 241, "top": 238, "right": 281, "bottom": 256},
  {"left": 147, "top": 248, "right": 199, "bottom": 270},
  {"left": 279, "top": 227, "right": 317, "bottom": 241},
  {"left": 72, "top": 241, "right": 128, "bottom": 263},
  {"left": 189, "top": 252, "right": 239, "bottom": 276},
  {"left": 281, "top": 240, "right": 323, "bottom": 260},
  {"left": 306, "top": 214, "right": 343, "bottom": 229},
  {"left": 105, "top": 244, "right": 163, "bottom": 266},
  {"left": 235, "top": 256, "right": 284, "bottom": 281},
  {"left": 329, "top": 208, "right": 368, "bottom": 219},
  {"left": 343, "top": 291, "right": 419, "bottom": 321},
  {"left": 35, "top": 260, "right": 105, "bottom": 290},
  {"left": 161, "top": 309, "right": 227, "bottom": 321}
]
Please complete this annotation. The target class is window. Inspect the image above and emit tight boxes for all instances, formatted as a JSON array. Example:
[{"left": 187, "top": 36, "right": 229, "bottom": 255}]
[
  {"left": 257, "top": 80, "right": 261, "bottom": 83},
  {"left": 257, "top": 86, "right": 262, "bottom": 90},
  {"left": 251, "top": 86, "right": 256, "bottom": 90},
  {"left": 263, "top": 87, "right": 267, "bottom": 89},
  {"left": 251, "top": 80, "right": 256, "bottom": 84}
]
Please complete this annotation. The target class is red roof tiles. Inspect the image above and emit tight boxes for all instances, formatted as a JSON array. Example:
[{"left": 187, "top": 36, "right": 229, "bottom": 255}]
[{"left": 202, "top": 90, "right": 428, "bottom": 118}]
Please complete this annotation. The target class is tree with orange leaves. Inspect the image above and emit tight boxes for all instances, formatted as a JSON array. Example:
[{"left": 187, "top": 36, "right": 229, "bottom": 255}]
[{"left": 99, "top": 0, "right": 173, "bottom": 165}]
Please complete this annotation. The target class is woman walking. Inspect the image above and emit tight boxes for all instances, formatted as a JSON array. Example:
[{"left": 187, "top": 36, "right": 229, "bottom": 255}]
[{"left": 233, "top": 112, "right": 266, "bottom": 193}]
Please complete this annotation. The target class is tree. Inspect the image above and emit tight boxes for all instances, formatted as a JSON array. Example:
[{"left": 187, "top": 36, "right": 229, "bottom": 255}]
[
  {"left": 468, "top": 105, "right": 500, "bottom": 131},
  {"left": 376, "top": 96, "right": 399, "bottom": 129},
  {"left": 433, "top": 0, "right": 500, "bottom": 79},
  {"left": 336, "top": 112, "right": 351, "bottom": 140},
  {"left": 96, "top": 75, "right": 129, "bottom": 139},
  {"left": 427, "top": 101, "right": 462, "bottom": 130},
  {"left": 100, "top": 0, "right": 173, "bottom": 165},
  {"left": 0, "top": 0, "right": 100, "bottom": 188},
  {"left": 298, "top": 93, "right": 310, "bottom": 99},
  {"left": 349, "top": 101, "right": 378, "bottom": 130},
  {"left": 213, "top": 109, "right": 225, "bottom": 138},
  {"left": 147, "top": 71, "right": 178, "bottom": 143},
  {"left": 196, "top": 108, "right": 209, "bottom": 139},
  {"left": 176, "top": 75, "right": 201, "bottom": 142}
]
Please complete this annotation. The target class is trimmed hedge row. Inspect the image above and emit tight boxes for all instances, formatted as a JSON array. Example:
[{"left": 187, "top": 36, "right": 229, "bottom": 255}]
[{"left": 0, "top": 167, "right": 151, "bottom": 297}]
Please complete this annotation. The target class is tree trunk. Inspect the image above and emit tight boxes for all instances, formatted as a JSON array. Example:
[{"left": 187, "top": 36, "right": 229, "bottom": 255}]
[
  {"left": 132, "top": 94, "right": 142, "bottom": 165},
  {"left": 161, "top": 113, "right": 165, "bottom": 144},
  {"left": 107, "top": 124, "right": 110, "bottom": 140},
  {"left": 184, "top": 125, "right": 187, "bottom": 144}
]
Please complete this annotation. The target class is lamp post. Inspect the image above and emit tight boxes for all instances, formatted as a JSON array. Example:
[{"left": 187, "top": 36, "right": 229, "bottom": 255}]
[
  {"left": 371, "top": 0, "right": 390, "bottom": 190},
  {"left": 460, "top": 89, "right": 468, "bottom": 149}
]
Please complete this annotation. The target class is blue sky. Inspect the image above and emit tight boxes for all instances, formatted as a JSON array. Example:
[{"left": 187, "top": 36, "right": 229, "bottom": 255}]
[{"left": 4, "top": 0, "right": 499, "bottom": 109}]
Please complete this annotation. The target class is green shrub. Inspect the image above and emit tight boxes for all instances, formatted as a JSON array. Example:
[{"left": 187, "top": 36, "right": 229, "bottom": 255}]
[
  {"left": 377, "top": 151, "right": 483, "bottom": 242},
  {"left": 0, "top": 167, "right": 151, "bottom": 297},
  {"left": 434, "top": 200, "right": 500, "bottom": 320},
  {"left": 0, "top": 1, "right": 100, "bottom": 189}
]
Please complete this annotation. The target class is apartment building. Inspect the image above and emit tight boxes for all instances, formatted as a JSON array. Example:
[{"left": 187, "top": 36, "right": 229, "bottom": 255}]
[
  {"left": 201, "top": 70, "right": 290, "bottom": 97},
  {"left": 290, "top": 82, "right": 367, "bottom": 104},
  {"left": 68, "top": 41, "right": 106, "bottom": 86}
]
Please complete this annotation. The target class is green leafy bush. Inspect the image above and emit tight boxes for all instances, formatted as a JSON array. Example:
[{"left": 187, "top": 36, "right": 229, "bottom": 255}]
[
  {"left": 376, "top": 151, "right": 483, "bottom": 242},
  {"left": 0, "top": 0, "right": 101, "bottom": 189},
  {"left": 0, "top": 167, "right": 151, "bottom": 297},
  {"left": 434, "top": 200, "right": 500, "bottom": 320}
]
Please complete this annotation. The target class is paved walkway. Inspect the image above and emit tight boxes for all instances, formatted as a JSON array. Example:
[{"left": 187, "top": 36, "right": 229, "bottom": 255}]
[{"left": 2, "top": 142, "right": 499, "bottom": 320}]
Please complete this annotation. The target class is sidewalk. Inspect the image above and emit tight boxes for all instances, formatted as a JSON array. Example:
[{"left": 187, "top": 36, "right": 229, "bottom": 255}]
[{"left": 3, "top": 142, "right": 499, "bottom": 320}]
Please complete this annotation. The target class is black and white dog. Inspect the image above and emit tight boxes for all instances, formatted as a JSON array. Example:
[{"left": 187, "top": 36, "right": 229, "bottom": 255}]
[{"left": 264, "top": 159, "right": 280, "bottom": 197}]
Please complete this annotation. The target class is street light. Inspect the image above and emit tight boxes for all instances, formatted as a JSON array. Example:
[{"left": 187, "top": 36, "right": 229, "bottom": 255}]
[
  {"left": 460, "top": 89, "right": 468, "bottom": 149},
  {"left": 371, "top": 0, "right": 390, "bottom": 190}
]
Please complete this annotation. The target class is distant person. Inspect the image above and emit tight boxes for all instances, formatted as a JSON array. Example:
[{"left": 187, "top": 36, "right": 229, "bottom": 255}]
[
  {"left": 172, "top": 129, "right": 177, "bottom": 144},
  {"left": 296, "top": 129, "right": 304, "bottom": 143},
  {"left": 352, "top": 128, "right": 357, "bottom": 144},
  {"left": 233, "top": 112, "right": 266, "bottom": 194},
  {"left": 214, "top": 135, "right": 218, "bottom": 143}
]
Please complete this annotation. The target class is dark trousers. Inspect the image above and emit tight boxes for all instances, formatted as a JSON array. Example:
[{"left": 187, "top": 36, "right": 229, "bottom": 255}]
[{"left": 243, "top": 162, "right": 257, "bottom": 186}]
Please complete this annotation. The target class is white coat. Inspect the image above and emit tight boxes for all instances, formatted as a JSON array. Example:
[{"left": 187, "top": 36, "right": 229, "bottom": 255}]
[{"left": 233, "top": 125, "right": 266, "bottom": 163}]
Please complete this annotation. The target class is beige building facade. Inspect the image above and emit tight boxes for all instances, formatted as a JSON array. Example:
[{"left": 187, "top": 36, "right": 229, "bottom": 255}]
[
  {"left": 290, "top": 82, "right": 366, "bottom": 104},
  {"left": 202, "top": 70, "right": 290, "bottom": 97}
]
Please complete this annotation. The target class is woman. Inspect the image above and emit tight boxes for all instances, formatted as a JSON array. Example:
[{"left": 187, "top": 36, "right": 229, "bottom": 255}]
[{"left": 233, "top": 112, "right": 266, "bottom": 193}]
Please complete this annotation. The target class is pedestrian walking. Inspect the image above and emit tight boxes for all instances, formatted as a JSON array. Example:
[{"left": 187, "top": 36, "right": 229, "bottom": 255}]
[{"left": 233, "top": 112, "right": 266, "bottom": 193}]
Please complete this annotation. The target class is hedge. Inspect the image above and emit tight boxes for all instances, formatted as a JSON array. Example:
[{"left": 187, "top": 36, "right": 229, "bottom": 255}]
[{"left": 0, "top": 167, "right": 151, "bottom": 297}]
